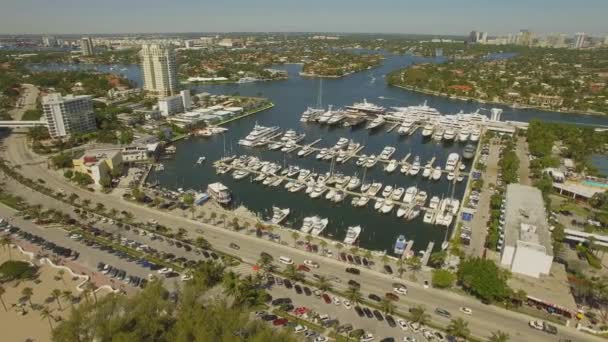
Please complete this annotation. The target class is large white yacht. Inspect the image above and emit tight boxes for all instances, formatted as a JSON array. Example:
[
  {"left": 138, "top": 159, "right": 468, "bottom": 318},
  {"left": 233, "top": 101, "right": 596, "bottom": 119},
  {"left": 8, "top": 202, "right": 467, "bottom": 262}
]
[
  {"left": 238, "top": 124, "right": 280, "bottom": 146},
  {"left": 343, "top": 225, "right": 362, "bottom": 245},
  {"left": 270, "top": 207, "right": 290, "bottom": 224},
  {"left": 458, "top": 127, "right": 471, "bottom": 142},
  {"left": 311, "top": 217, "right": 329, "bottom": 236},
  {"left": 421, "top": 123, "right": 434, "bottom": 137},
  {"left": 403, "top": 186, "right": 418, "bottom": 206},
  {"left": 301, "top": 107, "right": 324, "bottom": 122},
  {"left": 443, "top": 127, "right": 456, "bottom": 141},
  {"left": 207, "top": 182, "right": 231, "bottom": 204},
  {"left": 346, "top": 99, "right": 386, "bottom": 114},
  {"left": 366, "top": 115, "right": 386, "bottom": 130},
  {"left": 445, "top": 153, "right": 460, "bottom": 171},
  {"left": 470, "top": 127, "right": 481, "bottom": 142},
  {"left": 379, "top": 146, "right": 396, "bottom": 160}
]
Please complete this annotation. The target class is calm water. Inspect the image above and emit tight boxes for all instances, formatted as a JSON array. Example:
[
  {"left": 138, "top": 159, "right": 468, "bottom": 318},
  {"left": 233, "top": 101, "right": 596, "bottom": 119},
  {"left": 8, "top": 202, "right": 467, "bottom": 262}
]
[{"left": 28, "top": 53, "right": 608, "bottom": 253}]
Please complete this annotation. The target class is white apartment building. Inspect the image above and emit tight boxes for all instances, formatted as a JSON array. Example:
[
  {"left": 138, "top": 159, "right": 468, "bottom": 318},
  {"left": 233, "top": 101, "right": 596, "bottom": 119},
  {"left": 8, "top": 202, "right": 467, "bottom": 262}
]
[
  {"left": 158, "top": 95, "right": 184, "bottom": 116},
  {"left": 80, "top": 37, "right": 95, "bottom": 56},
  {"left": 574, "top": 32, "right": 586, "bottom": 49},
  {"left": 140, "top": 43, "right": 179, "bottom": 97},
  {"left": 42, "top": 93, "right": 97, "bottom": 138}
]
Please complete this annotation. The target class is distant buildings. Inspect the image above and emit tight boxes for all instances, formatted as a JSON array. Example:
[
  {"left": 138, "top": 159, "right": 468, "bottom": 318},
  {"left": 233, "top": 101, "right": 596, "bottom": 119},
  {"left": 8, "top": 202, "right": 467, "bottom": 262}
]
[
  {"left": 80, "top": 37, "right": 95, "bottom": 56},
  {"left": 42, "top": 36, "right": 57, "bottom": 47},
  {"left": 157, "top": 90, "right": 191, "bottom": 116},
  {"left": 72, "top": 149, "right": 122, "bottom": 187},
  {"left": 516, "top": 29, "right": 534, "bottom": 46},
  {"left": 500, "top": 184, "right": 553, "bottom": 278},
  {"left": 42, "top": 93, "right": 97, "bottom": 138},
  {"left": 574, "top": 32, "right": 587, "bottom": 49},
  {"left": 140, "top": 43, "right": 179, "bottom": 97}
]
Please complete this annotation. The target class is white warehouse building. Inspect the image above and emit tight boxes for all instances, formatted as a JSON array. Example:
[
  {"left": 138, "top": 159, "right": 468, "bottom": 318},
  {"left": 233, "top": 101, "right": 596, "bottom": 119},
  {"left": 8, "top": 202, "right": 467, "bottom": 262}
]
[{"left": 500, "top": 184, "right": 553, "bottom": 278}]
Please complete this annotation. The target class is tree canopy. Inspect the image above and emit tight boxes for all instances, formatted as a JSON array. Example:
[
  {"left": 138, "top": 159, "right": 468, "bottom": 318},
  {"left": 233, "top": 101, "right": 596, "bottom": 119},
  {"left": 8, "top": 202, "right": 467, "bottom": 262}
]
[{"left": 457, "top": 257, "right": 511, "bottom": 302}]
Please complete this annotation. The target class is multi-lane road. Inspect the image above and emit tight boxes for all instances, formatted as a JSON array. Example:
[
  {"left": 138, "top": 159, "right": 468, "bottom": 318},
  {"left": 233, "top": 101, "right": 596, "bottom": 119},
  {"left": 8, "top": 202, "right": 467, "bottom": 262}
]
[{"left": 0, "top": 88, "right": 596, "bottom": 341}]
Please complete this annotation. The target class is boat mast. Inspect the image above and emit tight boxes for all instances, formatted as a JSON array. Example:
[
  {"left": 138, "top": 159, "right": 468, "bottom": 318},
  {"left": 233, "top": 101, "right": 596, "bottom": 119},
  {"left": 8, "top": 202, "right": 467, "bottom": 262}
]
[{"left": 317, "top": 79, "right": 323, "bottom": 109}]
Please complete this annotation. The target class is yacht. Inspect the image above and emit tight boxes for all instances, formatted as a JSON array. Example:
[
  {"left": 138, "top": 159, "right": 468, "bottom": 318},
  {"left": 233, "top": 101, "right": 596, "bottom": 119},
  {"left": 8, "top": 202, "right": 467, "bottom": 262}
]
[
  {"left": 310, "top": 184, "right": 327, "bottom": 198},
  {"left": 397, "top": 120, "right": 415, "bottom": 135},
  {"left": 403, "top": 186, "right": 418, "bottom": 205},
  {"left": 394, "top": 235, "right": 407, "bottom": 255},
  {"left": 384, "top": 159, "right": 398, "bottom": 173},
  {"left": 365, "top": 155, "right": 378, "bottom": 168},
  {"left": 366, "top": 115, "right": 386, "bottom": 130},
  {"left": 447, "top": 171, "right": 455, "bottom": 181},
  {"left": 463, "top": 144, "right": 476, "bottom": 160},
  {"left": 382, "top": 185, "right": 394, "bottom": 198},
  {"left": 381, "top": 200, "right": 395, "bottom": 214},
  {"left": 433, "top": 126, "right": 444, "bottom": 141},
  {"left": 366, "top": 182, "right": 383, "bottom": 196},
  {"left": 470, "top": 127, "right": 481, "bottom": 142},
  {"left": 429, "top": 196, "right": 440, "bottom": 209},
  {"left": 282, "top": 129, "right": 297, "bottom": 141},
  {"left": 289, "top": 182, "right": 306, "bottom": 192},
  {"left": 336, "top": 150, "right": 348, "bottom": 163},
  {"left": 421, "top": 123, "right": 434, "bottom": 137},
  {"left": 407, "top": 205, "right": 421, "bottom": 220},
  {"left": 232, "top": 169, "right": 250, "bottom": 180},
  {"left": 422, "top": 163, "right": 432, "bottom": 178},
  {"left": 301, "top": 107, "right": 324, "bottom": 122},
  {"left": 445, "top": 153, "right": 460, "bottom": 171},
  {"left": 311, "top": 217, "right": 329, "bottom": 236},
  {"left": 316, "top": 148, "right": 329, "bottom": 160},
  {"left": 346, "top": 99, "right": 386, "bottom": 115},
  {"left": 443, "top": 127, "right": 456, "bottom": 141},
  {"left": 432, "top": 166, "right": 442, "bottom": 181},
  {"left": 458, "top": 127, "right": 471, "bottom": 142},
  {"left": 343, "top": 225, "right": 362, "bottom": 245},
  {"left": 207, "top": 182, "right": 231, "bottom": 204},
  {"left": 357, "top": 196, "right": 370, "bottom": 207},
  {"left": 356, "top": 154, "right": 368, "bottom": 167},
  {"left": 238, "top": 124, "right": 280, "bottom": 146},
  {"left": 379, "top": 146, "right": 396, "bottom": 160},
  {"left": 374, "top": 198, "right": 385, "bottom": 211},
  {"left": 196, "top": 156, "right": 206, "bottom": 164},
  {"left": 328, "top": 111, "right": 346, "bottom": 125},
  {"left": 270, "top": 207, "right": 290, "bottom": 224},
  {"left": 416, "top": 191, "right": 428, "bottom": 206},
  {"left": 409, "top": 156, "right": 421, "bottom": 176},
  {"left": 335, "top": 137, "right": 349, "bottom": 150},
  {"left": 391, "top": 187, "right": 405, "bottom": 201},
  {"left": 317, "top": 107, "right": 335, "bottom": 124},
  {"left": 347, "top": 177, "right": 361, "bottom": 190},
  {"left": 301, "top": 217, "right": 315, "bottom": 233}
]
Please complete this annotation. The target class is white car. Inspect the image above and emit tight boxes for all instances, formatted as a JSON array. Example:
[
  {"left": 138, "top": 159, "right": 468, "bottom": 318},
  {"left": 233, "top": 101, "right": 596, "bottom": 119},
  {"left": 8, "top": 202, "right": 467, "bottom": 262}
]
[
  {"left": 459, "top": 307, "right": 472, "bottom": 315},
  {"left": 423, "top": 280, "right": 429, "bottom": 289},
  {"left": 403, "top": 337, "right": 417, "bottom": 342},
  {"left": 157, "top": 267, "right": 173, "bottom": 274},
  {"left": 529, "top": 320, "right": 544, "bottom": 330},
  {"left": 393, "top": 287, "right": 408, "bottom": 295},
  {"left": 304, "top": 259, "right": 320, "bottom": 268},
  {"left": 360, "top": 333, "right": 374, "bottom": 342},
  {"left": 397, "top": 319, "right": 409, "bottom": 331},
  {"left": 410, "top": 322, "right": 421, "bottom": 332},
  {"left": 314, "top": 337, "right": 328, "bottom": 342},
  {"left": 294, "top": 325, "right": 308, "bottom": 334},
  {"left": 333, "top": 297, "right": 341, "bottom": 305},
  {"left": 343, "top": 300, "right": 352, "bottom": 309},
  {"left": 180, "top": 274, "right": 193, "bottom": 281}
]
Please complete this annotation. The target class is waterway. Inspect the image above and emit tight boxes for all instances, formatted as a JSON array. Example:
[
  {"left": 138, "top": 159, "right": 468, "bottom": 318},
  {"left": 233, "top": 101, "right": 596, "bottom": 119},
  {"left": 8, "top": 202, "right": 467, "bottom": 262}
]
[{"left": 27, "top": 53, "right": 608, "bottom": 253}]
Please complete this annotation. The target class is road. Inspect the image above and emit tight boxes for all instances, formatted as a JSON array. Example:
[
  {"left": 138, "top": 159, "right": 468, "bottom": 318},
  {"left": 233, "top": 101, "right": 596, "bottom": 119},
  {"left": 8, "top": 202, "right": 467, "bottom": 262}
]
[
  {"left": 0, "top": 96, "right": 598, "bottom": 341},
  {"left": 9, "top": 84, "right": 39, "bottom": 121},
  {"left": 515, "top": 137, "right": 532, "bottom": 186}
]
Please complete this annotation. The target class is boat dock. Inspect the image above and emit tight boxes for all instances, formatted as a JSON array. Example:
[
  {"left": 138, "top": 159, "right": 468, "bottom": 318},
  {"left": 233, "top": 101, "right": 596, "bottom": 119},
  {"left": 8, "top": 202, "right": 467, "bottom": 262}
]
[
  {"left": 421, "top": 241, "right": 435, "bottom": 266},
  {"left": 403, "top": 239, "right": 415, "bottom": 259},
  {"left": 387, "top": 122, "right": 400, "bottom": 132},
  {"left": 426, "top": 156, "right": 436, "bottom": 168}
]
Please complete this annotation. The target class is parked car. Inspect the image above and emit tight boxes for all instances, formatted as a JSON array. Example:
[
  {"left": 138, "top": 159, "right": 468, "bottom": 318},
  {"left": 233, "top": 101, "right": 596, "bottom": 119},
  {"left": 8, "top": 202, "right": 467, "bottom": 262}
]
[
  {"left": 435, "top": 308, "right": 451, "bottom": 318},
  {"left": 345, "top": 267, "right": 360, "bottom": 275}
]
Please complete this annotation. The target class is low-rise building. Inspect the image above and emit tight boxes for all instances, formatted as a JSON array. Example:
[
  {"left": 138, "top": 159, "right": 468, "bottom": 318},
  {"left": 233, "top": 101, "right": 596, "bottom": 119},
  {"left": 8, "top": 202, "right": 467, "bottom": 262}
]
[
  {"left": 73, "top": 149, "right": 123, "bottom": 187},
  {"left": 500, "top": 184, "right": 553, "bottom": 278},
  {"left": 529, "top": 94, "right": 564, "bottom": 107}
]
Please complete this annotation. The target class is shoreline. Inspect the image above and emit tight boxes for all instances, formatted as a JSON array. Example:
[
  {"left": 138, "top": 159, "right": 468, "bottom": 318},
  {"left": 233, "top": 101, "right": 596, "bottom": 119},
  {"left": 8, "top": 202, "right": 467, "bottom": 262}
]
[{"left": 390, "top": 84, "right": 607, "bottom": 117}]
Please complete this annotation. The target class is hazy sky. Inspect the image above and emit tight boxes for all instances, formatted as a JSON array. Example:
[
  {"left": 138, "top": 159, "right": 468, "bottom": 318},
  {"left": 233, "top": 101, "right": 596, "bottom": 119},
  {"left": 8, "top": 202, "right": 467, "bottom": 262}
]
[{"left": 1, "top": 0, "right": 607, "bottom": 36}]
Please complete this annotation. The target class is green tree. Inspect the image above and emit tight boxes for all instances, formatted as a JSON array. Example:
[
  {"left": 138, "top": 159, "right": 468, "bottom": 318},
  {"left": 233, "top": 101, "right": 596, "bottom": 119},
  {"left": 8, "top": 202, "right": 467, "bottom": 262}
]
[
  {"left": 0, "top": 285, "right": 7, "bottom": 311},
  {"left": 61, "top": 290, "right": 74, "bottom": 309},
  {"left": 21, "top": 287, "right": 34, "bottom": 308},
  {"left": 409, "top": 305, "right": 430, "bottom": 325},
  {"left": 284, "top": 264, "right": 304, "bottom": 282},
  {"left": 431, "top": 269, "right": 456, "bottom": 289},
  {"left": 406, "top": 256, "right": 422, "bottom": 280},
  {"left": 380, "top": 297, "right": 395, "bottom": 315},
  {"left": 291, "top": 231, "right": 300, "bottom": 247},
  {"left": 457, "top": 257, "right": 511, "bottom": 302},
  {"left": 257, "top": 253, "right": 274, "bottom": 273},
  {"left": 316, "top": 275, "right": 332, "bottom": 292},
  {"left": 0, "top": 236, "right": 13, "bottom": 260},
  {"left": 345, "top": 287, "right": 363, "bottom": 306},
  {"left": 40, "top": 306, "right": 54, "bottom": 330},
  {"left": 489, "top": 330, "right": 510, "bottom": 342},
  {"left": 51, "top": 288, "right": 63, "bottom": 310},
  {"left": 447, "top": 318, "right": 471, "bottom": 339}
]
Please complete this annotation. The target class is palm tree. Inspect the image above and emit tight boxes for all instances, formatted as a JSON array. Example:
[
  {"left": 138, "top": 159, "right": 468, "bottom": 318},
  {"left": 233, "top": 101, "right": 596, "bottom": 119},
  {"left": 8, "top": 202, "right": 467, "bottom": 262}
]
[
  {"left": 0, "top": 236, "right": 12, "bottom": 260},
  {"left": 220, "top": 213, "right": 227, "bottom": 228},
  {"left": 291, "top": 231, "right": 300, "bottom": 247},
  {"left": 231, "top": 217, "right": 239, "bottom": 230},
  {"left": 410, "top": 305, "right": 430, "bottom": 325},
  {"left": 40, "top": 306, "right": 54, "bottom": 329},
  {"left": 82, "top": 199, "right": 91, "bottom": 208},
  {"left": 381, "top": 254, "right": 390, "bottom": 266},
  {"left": 319, "top": 240, "right": 328, "bottom": 254},
  {"left": 447, "top": 318, "right": 470, "bottom": 339},
  {"left": 316, "top": 276, "right": 332, "bottom": 292},
  {"left": 345, "top": 287, "right": 363, "bottom": 306},
  {"left": 95, "top": 202, "right": 105, "bottom": 213},
  {"left": 209, "top": 212, "right": 217, "bottom": 223},
  {"left": 21, "top": 287, "right": 34, "bottom": 308},
  {"left": 489, "top": 330, "right": 510, "bottom": 342},
  {"left": 0, "top": 285, "right": 7, "bottom": 311},
  {"left": 51, "top": 288, "right": 62, "bottom": 310},
  {"left": 380, "top": 297, "right": 396, "bottom": 315},
  {"left": 350, "top": 247, "right": 359, "bottom": 255},
  {"left": 109, "top": 208, "right": 118, "bottom": 218},
  {"left": 284, "top": 264, "right": 303, "bottom": 281},
  {"left": 257, "top": 254, "right": 274, "bottom": 273},
  {"left": 406, "top": 256, "right": 422, "bottom": 280},
  {"left": 397, "top": 258, "right": 406, "bottom": 278},
  {"left": 61, "top": 290, "right": 74, "bottom": 309},
  {"left": 86, "top": 282, "right": 98, "bottom": 303},
  {"left": 222, "top": 271, "right": 242, "bottom": 299},
  {"left": 57, "top": 269, "right": 66, "bottom": 285},
  {"left": 304, "top": 235, "right": 313, "bottom": 245}
]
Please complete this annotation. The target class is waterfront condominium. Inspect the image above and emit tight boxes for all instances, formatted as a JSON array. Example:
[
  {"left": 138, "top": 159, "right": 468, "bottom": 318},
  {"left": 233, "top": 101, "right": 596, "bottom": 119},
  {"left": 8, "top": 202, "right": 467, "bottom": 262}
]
[
  {"left": 80, "top": 37, "right": 95, "bottom": 56},
  {"left": 140, "top": 43, "right": 179, "bottom": 97},
  {"left": 42, "top": 93, "right": 97, "bottom": 138}
]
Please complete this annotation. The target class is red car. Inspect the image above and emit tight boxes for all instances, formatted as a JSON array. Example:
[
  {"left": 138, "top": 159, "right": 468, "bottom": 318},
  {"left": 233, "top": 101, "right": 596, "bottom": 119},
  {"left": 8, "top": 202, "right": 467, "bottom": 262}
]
[
  {"left": 273, "top": 318, "right": 289, "bottom": 326},
  {"left": 322, "top": 293, "right": 332, "bottom": 304},
  {"left": 297, "top": 264, "right": 311, "bottom": 272}
]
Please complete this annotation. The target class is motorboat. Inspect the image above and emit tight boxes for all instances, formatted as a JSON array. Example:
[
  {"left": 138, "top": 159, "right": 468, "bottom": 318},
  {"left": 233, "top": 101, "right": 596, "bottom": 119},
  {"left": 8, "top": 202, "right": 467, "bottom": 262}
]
[
  {"left": 391, "top": 187, "right": 405, "bottom": 201},
  {"left": 422, "top": 163, "right": 432, "bottom": 178},
  {"left": 311, "top": 217, "right": 329, "bottom": 236},
  {"left": 207, "top": 182, "right": 231, "bottom": 204},
  {"left": 253, "top": 173, "right": 266, "bottom": 182},
  {"left": 335, "top": 137, "right": 349, "bottom": 150},
  {"left": 382, "top": 185, "right": 394, "bottom": 198},
  {"left": 457, "top": 174, "right": 465, "bottom": 182},
  {"left": 196, "top": 156, "right": 206, "bottom": 164},
  {"left": 270, "top": 207, "right": 290, "bottom": 224},
  {"left": 429, "top": 196, "right": 440, "bottom": 209},
  {"left": 298, "top": 169, "right": 311, "bottom": 181},
  {"left": 381, "top": 200, "right": 395, "bottom": 214},
  {"left": 463, "top": 144, "right": 476, "bottom": 160},
  {"left": 407, "top": 205, "right": 421, "bottom": 220},
  {"left": 310, "top": 184, "right": 327, "bottom": 198},
  {"left": 343, "top": 226, "right": 362, "bottom": 245},
  {"left": 396, "top": 206, "right": 407, "bottom": 218},
  {"left": 416, "top": 191, "right": 428, "bottom": 206},
  {"left": 443, "top": 127, "right": 456, "bottom": 141},
  {"left": 394, "top": 235, "right": 407, "bottom": 255},
  {"left": 316, "top": 148, "right": 329, "bottom": 160},
  {"left": 270, "top": 178, "right": 283, "bottom": 187},
  {"left": 432, "top": 166, "right": 442, "bottom": 181},
  {"left": 357, "top": 196, "right": 370, "bottom": 207},
  {"left": 361, "top": 182, "right": 371, "bottom": 193},
  {"left": 458, "top": 127, "right": 470, "bottom": 142},
  {"left": 459, "top": 163, "right": 466, "bottom": 171},
  {"left": 328, "top": 112, "right": 346, "bottom": 125},
  {"left": 332, "top": 190, "right": 346, "bottom": 203},
  {"left": 232, "top": 170, "right": 250, "bottom": 180},
  {"left": 298, "top": 145, "right": 315, "bottom": 157},
  {"left": 366, "top": 115, "right": 386, "bottom": 130},
  {"left": 301, "top": 107, "right": 324, "bottom": 122},
  {"left": 397, "top": 120, "right": 415, "bottom": 135},
  {"left": 347, "top": 177, "right": 361, "bottom": 190},
  {"left": 421, "top": 123, "right": 434, "bottom": 137},
  {"left": 403, "top": 186, "right": 417, "bottom": 205},
  {"left": 365, "top": 155, "right": 378, "bottom": 168},
  {"left": 289, "top": 182, "right": 306, "bottom": 192},
  {"left": 238, "top": 124, "right": 280, "bottom": 147},
  {"left": 336, "top": 150, "right": 349, "bottom": 163},
  {"left": 280, "top": 140, "right": 297, "bottom": 152},
  {"left": 286, "top": 165, "right": 300, "bottom": 177},
  {"left": 325, "top": 188, "right": 337, "bottom": 201},
  {"left": 379, "top": 146, "right": 396, "bottom": 160},
  {"left": 409, "top": 156, "right": 421, "bottom": 176},
  {"left": 366, "top": 182, "right": 382, "bottom": 196},
  {"left": 374, "top": 198, "right": 385, "bottom": 211},
  {"left": 447, "top": 171, "right": 455, "bottom": 181},
  {"left": 400, "top": 163, "right": 410, "bottom": 174},
  {"left": 317, "top": 107, "right": 334, "bottom": 124},
  {"left": 423, "top": 211, "right": 434, "bottom": 223},
  {"left": 356, "top": 154, "right": 368, "bottom": 167},
  {"left": 470, "top": 127, "right": 481, "bottom": 142},
  {"left": 282, "top": 129, "right": 297, "bottom": 141},
  {"left": 384, "top": 159, "right": 398, "bottom": 173},
  {"left": 433, "top": 126, "right": 444, "bottom": 141},
  {"left": 445, "top": 153, "right": 460, "bottom": 171},
  {"left": 351, "top": 196, "right": 360, "bottom": 206},
  {"left": 301, "top": 217, "right": 314, "bottom": 233}
]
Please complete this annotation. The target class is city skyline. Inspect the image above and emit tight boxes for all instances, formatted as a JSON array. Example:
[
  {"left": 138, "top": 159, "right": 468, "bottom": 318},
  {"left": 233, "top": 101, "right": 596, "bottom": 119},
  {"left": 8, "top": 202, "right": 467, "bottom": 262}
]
[{"left": 1, "top": 0, "right": 607, "bottom": 36}]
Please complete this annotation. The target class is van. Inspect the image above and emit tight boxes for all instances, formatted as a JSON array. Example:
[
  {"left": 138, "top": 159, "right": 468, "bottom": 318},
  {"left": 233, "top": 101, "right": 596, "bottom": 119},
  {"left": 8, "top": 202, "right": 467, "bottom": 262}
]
[{"left": 279, "top": 256, "right": 293, "bottom": 265}]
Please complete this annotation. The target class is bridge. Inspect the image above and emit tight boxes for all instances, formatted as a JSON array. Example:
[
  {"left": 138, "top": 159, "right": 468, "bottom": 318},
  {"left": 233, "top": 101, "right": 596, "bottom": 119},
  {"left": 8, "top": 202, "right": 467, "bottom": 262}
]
[{"left": 0, "top": 121, "right": 48, "bottom": 128}]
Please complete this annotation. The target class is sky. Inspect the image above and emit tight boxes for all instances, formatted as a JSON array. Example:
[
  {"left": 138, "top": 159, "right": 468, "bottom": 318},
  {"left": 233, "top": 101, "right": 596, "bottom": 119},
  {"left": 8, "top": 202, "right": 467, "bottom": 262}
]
[{"left": 1, "top": 0, "right": 607, "bottom": 36}]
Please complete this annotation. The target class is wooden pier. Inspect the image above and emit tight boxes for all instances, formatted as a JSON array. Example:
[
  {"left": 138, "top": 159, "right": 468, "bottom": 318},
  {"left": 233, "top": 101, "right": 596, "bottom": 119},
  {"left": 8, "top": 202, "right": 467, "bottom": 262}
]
[
  {"left": 403, "top": 239, "right": 415, "bottom": 259},
  {"left": 421, "top": 241, "right": 435, "bottom": 266}
]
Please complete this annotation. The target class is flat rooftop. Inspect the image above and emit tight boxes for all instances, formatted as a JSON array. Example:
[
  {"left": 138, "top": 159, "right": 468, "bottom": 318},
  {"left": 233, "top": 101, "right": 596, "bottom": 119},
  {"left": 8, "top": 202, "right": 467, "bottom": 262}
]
[{"left": 504, "top": 184, "right": 553, "bottom": 256}]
